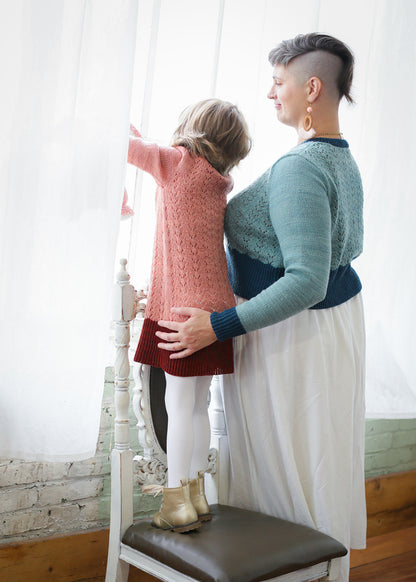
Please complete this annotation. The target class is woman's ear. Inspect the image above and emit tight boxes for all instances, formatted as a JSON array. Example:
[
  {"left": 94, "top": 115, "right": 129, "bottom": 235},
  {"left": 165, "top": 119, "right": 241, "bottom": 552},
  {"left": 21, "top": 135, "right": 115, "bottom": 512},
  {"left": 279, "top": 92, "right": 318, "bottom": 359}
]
[{"left": 307, "top": 76, "right": 322, "bottom": 103}]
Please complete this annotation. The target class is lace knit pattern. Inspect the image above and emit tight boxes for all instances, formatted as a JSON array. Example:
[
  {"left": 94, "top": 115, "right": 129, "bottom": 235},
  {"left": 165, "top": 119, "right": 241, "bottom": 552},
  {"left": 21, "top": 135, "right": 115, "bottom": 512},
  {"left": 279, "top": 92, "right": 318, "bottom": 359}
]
[
  {"left": 128, "top": 134, "right": 236, "bottom": 376},
  {"left": 225, "top": 140, "right": 363, "bottom": 270}
]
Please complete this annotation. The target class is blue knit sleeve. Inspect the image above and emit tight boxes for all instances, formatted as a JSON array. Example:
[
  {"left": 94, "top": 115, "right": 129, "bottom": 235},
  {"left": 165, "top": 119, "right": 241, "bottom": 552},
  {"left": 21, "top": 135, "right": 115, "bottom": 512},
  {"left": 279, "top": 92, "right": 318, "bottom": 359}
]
[
  {"left": 211, "top": 153, "right": 332, "bottom": 339},
  {"left": 210, "top": 307, "right": 246, "bottom": 342}
]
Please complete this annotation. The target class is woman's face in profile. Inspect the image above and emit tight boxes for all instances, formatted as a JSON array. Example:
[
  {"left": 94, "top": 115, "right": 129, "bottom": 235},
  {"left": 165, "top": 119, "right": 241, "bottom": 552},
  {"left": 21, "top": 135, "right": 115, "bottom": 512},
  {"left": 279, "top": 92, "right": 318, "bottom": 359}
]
[{"left": 267, "top": 64, "right": 306, "bottom": 129}]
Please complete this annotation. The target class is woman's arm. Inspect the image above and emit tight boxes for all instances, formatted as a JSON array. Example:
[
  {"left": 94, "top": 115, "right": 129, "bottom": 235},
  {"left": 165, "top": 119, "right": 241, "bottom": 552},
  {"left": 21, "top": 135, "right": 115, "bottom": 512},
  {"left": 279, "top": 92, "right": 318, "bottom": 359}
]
[
  {"left": 157, "top": 154, "right": 332, "bottom": 357},
  {"left": 213, "top": 155, "right": 331, "bottom": 339}
]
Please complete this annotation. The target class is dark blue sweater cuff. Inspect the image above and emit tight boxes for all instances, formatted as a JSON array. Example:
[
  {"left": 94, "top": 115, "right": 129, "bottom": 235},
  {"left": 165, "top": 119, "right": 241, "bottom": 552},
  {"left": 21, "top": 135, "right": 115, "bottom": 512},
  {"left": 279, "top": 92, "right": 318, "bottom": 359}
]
[{"left": 210, "top": 307, "right": 246, "bottom": 342}]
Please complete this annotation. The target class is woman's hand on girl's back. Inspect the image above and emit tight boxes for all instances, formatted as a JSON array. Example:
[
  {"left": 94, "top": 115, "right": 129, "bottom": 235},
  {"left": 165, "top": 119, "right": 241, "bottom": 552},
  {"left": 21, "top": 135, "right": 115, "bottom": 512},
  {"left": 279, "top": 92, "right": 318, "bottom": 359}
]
[{"left": 156, "top": 307, "right": 216, "bottom": 358}]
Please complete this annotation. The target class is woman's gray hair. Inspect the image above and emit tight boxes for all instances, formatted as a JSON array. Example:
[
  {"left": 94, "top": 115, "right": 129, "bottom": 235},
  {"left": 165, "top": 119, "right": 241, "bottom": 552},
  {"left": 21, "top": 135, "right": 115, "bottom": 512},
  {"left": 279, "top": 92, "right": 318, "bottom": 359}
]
[{"left": 268, "top": 33, "right": 355, "bottom": 104}]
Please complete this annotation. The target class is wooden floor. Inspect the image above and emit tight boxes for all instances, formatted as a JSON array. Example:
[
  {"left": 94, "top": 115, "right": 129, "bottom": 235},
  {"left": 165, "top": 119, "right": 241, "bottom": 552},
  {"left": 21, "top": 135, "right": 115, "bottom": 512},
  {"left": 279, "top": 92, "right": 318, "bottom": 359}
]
[
  {"left": 350, "top": 549, "right": 416, "bottom": 581},
  {"left": 82, "top": 551, "right": 416, "bottom": 582},
  {"left": 84, "top": 552, "right": 416, "bottom": 581}
]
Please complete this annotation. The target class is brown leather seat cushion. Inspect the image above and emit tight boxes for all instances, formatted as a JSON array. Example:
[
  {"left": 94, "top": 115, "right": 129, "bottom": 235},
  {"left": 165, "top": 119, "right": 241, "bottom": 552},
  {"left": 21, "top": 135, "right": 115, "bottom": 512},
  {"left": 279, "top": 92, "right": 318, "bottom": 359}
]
[{"left": 122, "top": 503, "right": 347, "bottom": 582}]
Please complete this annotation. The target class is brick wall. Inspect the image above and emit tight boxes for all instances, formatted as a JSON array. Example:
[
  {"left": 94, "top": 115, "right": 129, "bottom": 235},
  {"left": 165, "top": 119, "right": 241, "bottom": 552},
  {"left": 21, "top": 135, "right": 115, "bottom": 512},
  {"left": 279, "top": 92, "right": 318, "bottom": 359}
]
[
  {"left": 365, "top": 418, "right": 416, "bottom": 478},
  {"left": 1, "top": 369, "right": 416, "bottom": 545},
  {"left": 0, "top": 368, "right": 158, "bottom": 545}
]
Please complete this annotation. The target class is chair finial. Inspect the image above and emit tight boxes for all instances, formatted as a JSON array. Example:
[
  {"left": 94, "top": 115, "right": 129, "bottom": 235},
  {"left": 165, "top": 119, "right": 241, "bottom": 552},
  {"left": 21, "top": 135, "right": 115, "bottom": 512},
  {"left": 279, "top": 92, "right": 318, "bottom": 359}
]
[{"left": 117, "top": 258, "right": 130, "bottom": 285}]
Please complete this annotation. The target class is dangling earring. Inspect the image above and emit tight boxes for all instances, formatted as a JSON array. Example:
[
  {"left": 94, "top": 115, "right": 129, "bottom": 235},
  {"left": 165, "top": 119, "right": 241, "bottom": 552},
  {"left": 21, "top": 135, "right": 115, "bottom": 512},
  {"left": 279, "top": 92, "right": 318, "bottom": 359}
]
[{"left": 298, "top": 104, "right": 316, "bottom": 140}]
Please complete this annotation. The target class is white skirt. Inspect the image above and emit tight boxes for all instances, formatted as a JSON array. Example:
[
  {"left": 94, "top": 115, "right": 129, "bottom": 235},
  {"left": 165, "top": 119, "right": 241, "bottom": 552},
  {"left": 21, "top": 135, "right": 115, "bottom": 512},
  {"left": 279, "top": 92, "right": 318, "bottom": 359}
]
[{"left": 220, "top": 293, "right": 366, "bottom": 582}]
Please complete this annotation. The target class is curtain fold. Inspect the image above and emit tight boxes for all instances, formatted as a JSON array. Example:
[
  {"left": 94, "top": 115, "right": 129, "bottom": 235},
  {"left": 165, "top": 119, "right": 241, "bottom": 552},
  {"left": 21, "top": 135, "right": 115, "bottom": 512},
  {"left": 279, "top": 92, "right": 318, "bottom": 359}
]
[{"left": 0, "top": 0, "right": 138, "bottom": 460}]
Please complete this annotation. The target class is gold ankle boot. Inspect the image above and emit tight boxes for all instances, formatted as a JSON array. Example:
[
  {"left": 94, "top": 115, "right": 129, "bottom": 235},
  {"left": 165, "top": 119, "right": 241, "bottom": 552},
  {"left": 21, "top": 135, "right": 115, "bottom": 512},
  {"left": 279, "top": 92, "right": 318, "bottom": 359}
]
[
  {"left": 152, "top": 480, "right": 201, "bottom": 533},
  {"left": 189, "top": 470, "right": 211, "bottom": 522}
]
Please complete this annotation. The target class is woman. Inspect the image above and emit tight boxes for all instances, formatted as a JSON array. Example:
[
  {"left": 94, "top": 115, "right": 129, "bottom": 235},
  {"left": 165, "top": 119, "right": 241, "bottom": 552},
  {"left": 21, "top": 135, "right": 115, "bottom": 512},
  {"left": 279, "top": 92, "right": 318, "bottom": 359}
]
[{"left": 157, "top": 33, "right": 365, "bottom": 581}]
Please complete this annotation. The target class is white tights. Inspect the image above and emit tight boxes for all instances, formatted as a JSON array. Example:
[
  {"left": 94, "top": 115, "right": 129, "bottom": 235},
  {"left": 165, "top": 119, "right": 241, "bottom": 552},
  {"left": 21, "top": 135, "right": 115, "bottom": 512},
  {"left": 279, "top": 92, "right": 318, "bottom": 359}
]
[{"left": 164, "top": 373, "right": 212, "bottom": 488}]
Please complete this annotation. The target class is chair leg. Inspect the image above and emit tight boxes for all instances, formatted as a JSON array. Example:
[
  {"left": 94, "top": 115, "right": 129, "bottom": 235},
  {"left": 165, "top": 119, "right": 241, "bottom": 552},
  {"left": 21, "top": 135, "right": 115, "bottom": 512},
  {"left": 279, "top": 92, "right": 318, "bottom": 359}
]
[
  {"left": 105, "top": 449, "right": 134, "bottom": 582},
  {"left": 105, "top": 556, "right": 129, "bottom": 582},
  {"left": 327, "top": 557, "right": 341, "bottom": 580}
]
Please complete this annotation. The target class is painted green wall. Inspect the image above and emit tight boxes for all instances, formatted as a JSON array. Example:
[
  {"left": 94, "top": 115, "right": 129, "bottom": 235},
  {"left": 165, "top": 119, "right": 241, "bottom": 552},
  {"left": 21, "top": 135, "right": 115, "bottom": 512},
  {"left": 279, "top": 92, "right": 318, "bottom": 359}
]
[{"left": 365, "top": 418, "right": 416, "bottom": 478}]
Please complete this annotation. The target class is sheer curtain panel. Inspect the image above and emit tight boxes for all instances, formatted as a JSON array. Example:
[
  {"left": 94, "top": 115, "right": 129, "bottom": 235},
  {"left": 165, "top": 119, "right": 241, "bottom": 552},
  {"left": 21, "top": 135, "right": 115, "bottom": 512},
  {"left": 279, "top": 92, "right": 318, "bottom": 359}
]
[
  {"left": 349, "top": 0, "right": 416, "bottom": 417},
  {"left": 126, "top": 0, "right": 416, "bottom": 419},
  {"left": 0, "top": 0, "right": 138, "bottom": 460}
]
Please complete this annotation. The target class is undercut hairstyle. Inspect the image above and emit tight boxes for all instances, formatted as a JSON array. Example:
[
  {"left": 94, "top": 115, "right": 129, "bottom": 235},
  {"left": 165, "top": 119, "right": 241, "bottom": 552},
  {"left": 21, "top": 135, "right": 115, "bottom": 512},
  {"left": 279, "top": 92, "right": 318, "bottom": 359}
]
[
  {"left": 171, "top": 99, "right": 252, "bottom": 176},
  {"left": 268, "top": 33, "right": 355, "bottom": 104}
]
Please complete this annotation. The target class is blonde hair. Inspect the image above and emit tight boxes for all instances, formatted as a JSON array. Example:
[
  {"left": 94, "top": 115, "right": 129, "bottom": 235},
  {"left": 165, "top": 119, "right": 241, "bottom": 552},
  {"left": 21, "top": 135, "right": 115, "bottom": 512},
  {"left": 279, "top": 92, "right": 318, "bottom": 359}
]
[{"left": 171, "top": 99, "right": 252, "bottom": 175}]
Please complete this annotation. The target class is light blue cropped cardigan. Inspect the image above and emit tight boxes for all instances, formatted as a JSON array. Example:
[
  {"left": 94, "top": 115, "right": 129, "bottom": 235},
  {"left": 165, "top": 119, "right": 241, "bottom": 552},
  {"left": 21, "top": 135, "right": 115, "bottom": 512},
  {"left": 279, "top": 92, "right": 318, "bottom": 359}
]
[{"left": 211, "top": 138, "right": 364, "bottom": 341}]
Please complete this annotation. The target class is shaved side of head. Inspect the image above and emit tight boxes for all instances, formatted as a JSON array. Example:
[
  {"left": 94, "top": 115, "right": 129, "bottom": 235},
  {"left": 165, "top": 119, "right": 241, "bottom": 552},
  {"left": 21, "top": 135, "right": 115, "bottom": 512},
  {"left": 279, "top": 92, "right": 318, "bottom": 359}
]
[
  {"left": 269, "top": 34, "right": 355, "bottom": 104},
  {"left": 288, "top": 50, "right": 344, "bottom": 102}
]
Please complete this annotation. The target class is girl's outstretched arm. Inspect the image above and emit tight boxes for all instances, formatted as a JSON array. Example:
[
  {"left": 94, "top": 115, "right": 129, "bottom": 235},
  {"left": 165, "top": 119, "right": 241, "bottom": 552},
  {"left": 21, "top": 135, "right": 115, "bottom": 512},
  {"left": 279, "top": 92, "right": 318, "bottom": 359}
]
[
  {"left": 128, "top": 126, "right": 182, "bottom": 185},
  {"left": 129, "top": 123, "right": 141, "bottom": 137}
]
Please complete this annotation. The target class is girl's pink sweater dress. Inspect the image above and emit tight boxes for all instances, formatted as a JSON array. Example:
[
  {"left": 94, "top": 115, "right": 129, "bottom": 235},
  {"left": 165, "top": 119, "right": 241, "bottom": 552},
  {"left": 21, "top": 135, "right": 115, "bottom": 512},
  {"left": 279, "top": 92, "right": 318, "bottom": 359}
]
[{"left": 128, "top": 131, "right": 235, "bottom": 376}]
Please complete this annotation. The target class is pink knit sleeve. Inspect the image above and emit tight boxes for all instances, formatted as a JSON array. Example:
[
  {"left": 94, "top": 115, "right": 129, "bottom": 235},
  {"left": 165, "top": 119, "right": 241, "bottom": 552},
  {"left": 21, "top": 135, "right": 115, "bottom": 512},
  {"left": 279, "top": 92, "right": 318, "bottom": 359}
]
[
  {"left": 129, "top": 123, "right": 141, "bottom": 138},
  {"left": 128, "top": 133, "right": 182, "bottom": 185}
]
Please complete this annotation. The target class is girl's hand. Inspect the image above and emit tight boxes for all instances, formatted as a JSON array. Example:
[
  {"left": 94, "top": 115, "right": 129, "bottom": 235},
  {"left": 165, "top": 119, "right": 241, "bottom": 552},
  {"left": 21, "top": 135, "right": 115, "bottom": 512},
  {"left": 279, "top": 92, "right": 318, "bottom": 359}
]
[
  {"left": 129, "top": 123, "right": 141, "bottom": 137},
  {"left": 156, "top": 307, "right": 216, "bottom": 359}
]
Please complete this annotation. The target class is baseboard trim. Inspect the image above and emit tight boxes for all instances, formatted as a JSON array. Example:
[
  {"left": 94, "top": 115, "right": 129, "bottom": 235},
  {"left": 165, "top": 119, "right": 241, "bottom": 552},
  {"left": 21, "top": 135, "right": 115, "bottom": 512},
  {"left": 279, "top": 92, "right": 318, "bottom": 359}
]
[
  {"left": 0, "top": 528, "right": 110, "bottom": 582},
  {"left": 0, "top": 528, "right": 159, "bottom": 582},
  {"left": 365, "top": 468, "right": 416, "bottom": 538}
]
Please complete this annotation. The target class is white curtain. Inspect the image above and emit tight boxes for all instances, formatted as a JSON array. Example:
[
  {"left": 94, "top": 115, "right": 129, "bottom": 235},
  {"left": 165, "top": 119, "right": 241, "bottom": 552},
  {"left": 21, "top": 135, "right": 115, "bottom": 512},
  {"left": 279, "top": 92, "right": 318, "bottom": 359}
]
[
  {"left": 1, "top": 0, "right": 414, "bottom": 465},
  {"left": 124, "top": 0, "right": 416, "bottom": 418},
  {"left": 350, "top": 0, "right": 416, "bottom": 418},
  {"left": 0, "top": 0, "right": 138, "bottom": 460}
]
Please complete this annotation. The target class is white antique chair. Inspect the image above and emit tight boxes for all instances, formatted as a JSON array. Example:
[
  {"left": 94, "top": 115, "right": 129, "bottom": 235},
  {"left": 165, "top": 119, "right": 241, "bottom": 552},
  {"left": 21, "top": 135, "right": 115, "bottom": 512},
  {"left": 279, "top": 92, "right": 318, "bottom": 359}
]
[{"left": 105, "top": 259, "right": 347, "bottom": 582}]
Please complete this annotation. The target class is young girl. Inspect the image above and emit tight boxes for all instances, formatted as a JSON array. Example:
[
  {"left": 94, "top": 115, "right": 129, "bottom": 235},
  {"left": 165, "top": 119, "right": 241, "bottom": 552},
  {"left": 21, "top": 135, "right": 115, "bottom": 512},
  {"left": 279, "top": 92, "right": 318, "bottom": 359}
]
[{"left": 128, "top": 99, "right": 251, "bottom": 533}]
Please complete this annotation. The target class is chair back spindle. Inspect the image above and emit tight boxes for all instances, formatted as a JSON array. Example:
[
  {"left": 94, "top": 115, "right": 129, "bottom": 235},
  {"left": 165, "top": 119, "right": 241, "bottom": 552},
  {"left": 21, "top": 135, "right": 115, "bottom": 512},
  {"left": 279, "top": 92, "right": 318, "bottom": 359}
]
[{"left": 106, "top": 259, "right": 136, "bottom": 582}]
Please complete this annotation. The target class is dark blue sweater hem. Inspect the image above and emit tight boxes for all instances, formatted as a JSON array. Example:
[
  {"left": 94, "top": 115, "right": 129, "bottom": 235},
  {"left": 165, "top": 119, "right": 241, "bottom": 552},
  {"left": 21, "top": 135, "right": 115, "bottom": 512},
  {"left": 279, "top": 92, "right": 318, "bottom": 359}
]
[{"left": 227, "top": 246, "right": 362, "bottom": 310}]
